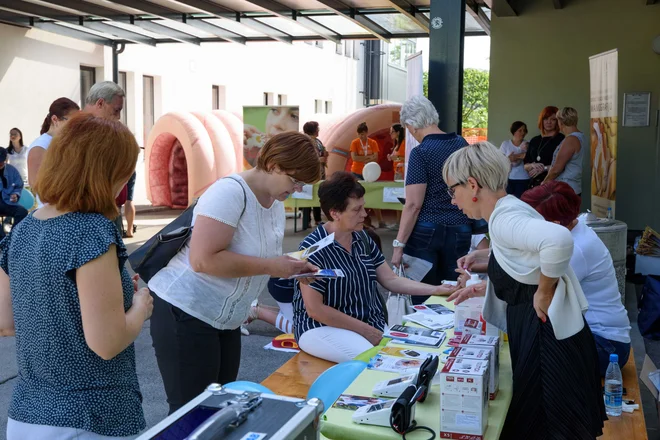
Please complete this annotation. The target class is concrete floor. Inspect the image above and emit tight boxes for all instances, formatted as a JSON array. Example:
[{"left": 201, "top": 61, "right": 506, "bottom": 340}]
[{"left": 0, "top": 208, "right": 659, "bottom": 438}]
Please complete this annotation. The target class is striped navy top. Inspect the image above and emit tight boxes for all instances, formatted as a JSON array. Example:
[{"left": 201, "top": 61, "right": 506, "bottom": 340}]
[{"left": 292, "top": 225, "right": 387, "bottom": 340}]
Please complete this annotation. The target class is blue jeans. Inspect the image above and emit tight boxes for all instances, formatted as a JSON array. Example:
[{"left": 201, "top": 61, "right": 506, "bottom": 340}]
[
  {"left": 404, "top": 222, "right": 472, "bottom": 305},
  {"left": 593, "top": 333, "right": 630, "bottom": 377}
]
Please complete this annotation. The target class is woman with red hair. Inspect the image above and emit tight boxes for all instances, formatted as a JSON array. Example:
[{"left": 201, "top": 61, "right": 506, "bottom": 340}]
[
  {"left": 523, "top": 106, "right": 564, "bottom": 189},
  {"left": 522, "top": 181, "right": 631, "bottom": 376}
]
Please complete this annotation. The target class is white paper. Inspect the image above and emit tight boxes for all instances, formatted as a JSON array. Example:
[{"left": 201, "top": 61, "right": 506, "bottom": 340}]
[
  {"left": 291, "top": 184, "right": 313, "bottom": 200},
  {"left": 400, "top": 255, "right": 433, "bottom": 282},
  {"left": 288, "top": 232, "right": 334, "bottom": 260},
  {"left": 383, "top": 187, "right": 405, "bottom": 203},
  {"left": 403, "top": 312, "right": 454, "bottom": 331}
]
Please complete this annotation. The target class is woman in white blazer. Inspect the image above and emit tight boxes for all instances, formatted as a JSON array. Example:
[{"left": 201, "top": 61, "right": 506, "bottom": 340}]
[{"left": 443, "top": 142, "right": 605, "bottom": 439}]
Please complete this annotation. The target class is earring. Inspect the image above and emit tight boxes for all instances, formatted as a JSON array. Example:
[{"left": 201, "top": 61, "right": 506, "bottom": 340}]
[{"left": 472, "top": 197, "right": 478, "bottom": 202}]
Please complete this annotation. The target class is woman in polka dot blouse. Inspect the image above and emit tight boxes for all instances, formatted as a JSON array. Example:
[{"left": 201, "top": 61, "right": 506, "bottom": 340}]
[{"left": 0, "top": 113, "right": 152, "bottom": 439}]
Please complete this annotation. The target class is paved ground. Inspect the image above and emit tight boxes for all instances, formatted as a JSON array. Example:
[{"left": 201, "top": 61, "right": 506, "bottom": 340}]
[{"left": 0, "top": 208, "right": 659, "bottom": 438}]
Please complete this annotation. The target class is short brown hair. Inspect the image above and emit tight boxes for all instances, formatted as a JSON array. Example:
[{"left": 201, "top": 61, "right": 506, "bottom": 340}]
[
  {"left": 303, "top": 121, "right": 319, "bottom": 136},
  {"left": 318, "top": 171, "right": 365, "bottom": 220},
  {"left": 256, "top": 131, "right": 321, "bottom": 184},
  {"left": 357, "top": 122, "right": 368, "bottom": 134},
  {"left": 34, "top": 113, "right": 139, "bottom": 219},
  {"left": 537, "top": 106, "right": 559, "bottom": 134}
]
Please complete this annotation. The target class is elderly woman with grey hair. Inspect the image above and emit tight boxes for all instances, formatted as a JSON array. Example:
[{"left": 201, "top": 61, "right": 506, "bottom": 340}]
[
  {"left": 392, "top": 95, "right": 485, "bottom": 305},
  {"left": 444, "top": 141, "right": 605, "bottom": 439}
]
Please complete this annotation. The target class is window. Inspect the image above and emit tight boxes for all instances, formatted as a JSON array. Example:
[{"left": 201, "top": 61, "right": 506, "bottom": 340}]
[
  {"left": 143, "top": 75, "right": 155, "bottom": 147},
  {"left": 388, "top": 39, "right": 417, "bottom": 69},
  {"left": 336, "top": 43, "right": 342, "bottom": 55},
  {"left": 325, "top": 101, "right": 332, "bottom": 114},
  {"left": 80, "top": 66, "right": 96, "bottom": 107},
  {"left": 314, "top": 40, "right": 324, "bottom": 49},
  {"left": 314, "top": 99, "right": 323, "bottom": 113},
  {"left": 343, "top": 40, "right": 352, "bottom": 58},
  {"left": 118, "top": 71, "right": 127, "bottom": 126},
  {"left": 264, "top": 92, "right": 269, "bottom": 105},
  {"left": 278, "top": 94, "right": 287, "bottom": 105},
  {"left": 212, "top": 85, "right": 226, "bottom": 110},
  {"left": 353, "top": 41, "right": 360, "bottom": 60}
]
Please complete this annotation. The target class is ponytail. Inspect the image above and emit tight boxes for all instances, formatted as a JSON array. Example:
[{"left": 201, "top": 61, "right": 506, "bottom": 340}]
[{"left": 40, "top": 113, "right": 52, "bottom": 135}]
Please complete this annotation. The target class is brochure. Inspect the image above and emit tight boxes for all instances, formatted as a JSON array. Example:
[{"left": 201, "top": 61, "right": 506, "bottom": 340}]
[
  {"left": 411, "top": 304, "right": 454, "bottom": 316},
  {"left": 379, "top": 346, "right": 436, "bottom": 360},
  {"left": 287, "top": 232, "right": 335, "bottom": 260},
  {"left": 384, "top": 325, "right": 447, "bottom": 347},
  {"left": 367, "top": 354, "right": 425, "bottom": 374},
  {"left": 332, "top": 394, "right": 391, "bottom": 411},
  {"left": 288, "top": 269, "right": 345, "bottom": 279},
  {"left": 403, "top": 312, "right": 454, "bottom": 331}
]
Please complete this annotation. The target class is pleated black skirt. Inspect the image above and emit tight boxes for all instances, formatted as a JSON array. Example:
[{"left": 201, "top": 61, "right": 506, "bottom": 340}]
[{"left": 488, "top": 255, "right": 606, "bottom": 440}]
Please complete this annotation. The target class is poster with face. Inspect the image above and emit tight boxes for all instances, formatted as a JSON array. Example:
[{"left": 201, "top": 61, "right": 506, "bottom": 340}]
[{"left": 243, "top": 106, "right": 300, "bottom": 168}]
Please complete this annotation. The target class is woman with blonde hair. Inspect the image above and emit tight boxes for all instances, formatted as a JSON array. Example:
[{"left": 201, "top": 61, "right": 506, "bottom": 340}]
[
  {"left": 543, "top": 107, "right": 585, "bottom": 196},
  {"left": 148, "top": 131, "right": 322, "bottom": 414},
  {"left": 445, "top": 141, "right": 605, "bottom": 439},
  {"left": 0, "top": 113, "right": 151, "bottom": 439}
]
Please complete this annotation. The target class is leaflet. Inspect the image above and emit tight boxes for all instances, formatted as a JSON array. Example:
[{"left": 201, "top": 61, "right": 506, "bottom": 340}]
[
  {"left": 403, "top": 312, "right": 454, "bottom": 331},
  {"left": 367, "top": 354, "right": 425, "bottom": 374},
  {"left": 384, "top": 325, "right": 447, "bottom": 347},
  {"left": 411, "top": 304, "right": 454, "bottom": 316},
  {"left": 287, "top": 232, "right": 335, "bottom": 260},
  {"left": 289, "top": 269, "right": 345, "bottom": 279},
  {"left": 379, "top": 346, "right": 436, "bottom": 360}
]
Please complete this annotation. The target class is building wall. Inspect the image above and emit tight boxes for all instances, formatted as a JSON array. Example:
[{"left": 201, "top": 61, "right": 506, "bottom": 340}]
[{"left": 488, "top": 0, "right": 660, "bottom": 230}]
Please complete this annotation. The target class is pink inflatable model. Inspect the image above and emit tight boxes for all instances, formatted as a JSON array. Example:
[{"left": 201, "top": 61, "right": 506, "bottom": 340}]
[
  {"left": 145, "top": 111, "right": 242, "bottom": 208},
  {"left": 321, "top": 104, "right": 401, "bottom": 181}
]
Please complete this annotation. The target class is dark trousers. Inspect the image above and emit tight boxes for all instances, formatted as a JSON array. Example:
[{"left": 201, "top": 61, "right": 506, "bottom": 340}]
[
  {"left": 506, "top": 179, "right": 531, "bottom": 199},
  {"left": 301, "top": 207, "right": 322, "bottom": 229},
  {"left": 0, "top": 199, "right": 27, "bottom": 238},
  {"left": 593, "top": 333, "right": 630, "bottom": 377},
  {"left": 403, "top": 222, "right": 472, "bottom": 305},
  {"left": 150, "top": 294, "right": 242, "bottom": 415}
]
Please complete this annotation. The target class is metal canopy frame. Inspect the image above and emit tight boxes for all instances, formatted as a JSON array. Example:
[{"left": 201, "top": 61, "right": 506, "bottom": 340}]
[{"left": 0, "top": 0, "right": 491, "bottom": 47}]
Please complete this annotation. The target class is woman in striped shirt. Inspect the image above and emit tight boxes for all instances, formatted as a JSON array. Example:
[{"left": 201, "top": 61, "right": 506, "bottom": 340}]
[{"left": 292, "top": 172, "right": 456, "bottom": 363}]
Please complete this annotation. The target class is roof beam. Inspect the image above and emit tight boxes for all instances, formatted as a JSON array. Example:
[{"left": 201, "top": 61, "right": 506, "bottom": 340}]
[
  {"left": 312, "top": 0, "right": 391, "bottom": 42},
  {"left": 383, "top": 0, "right": 429, "bottom": 32},
  {"left": 131, "top": 20, "right": 200, "bottom": 45},
  {"left": 83, "top": 21, "right": 157, "bottom": 46},
  {"left": 492, "top": 0, "right": 517, "bottom": 16},
  {"left": 242, "top": 0, "right": 340, "bottom": 43},
  {"left": 35, "top": 0, "right": 125, "bottom": 20},
  {"left": 167, "top": 0, "right": 292, "bottom": 44},
  {"left": 466, "top": 0, "right": 490, "bottom": 35},
  {"left": 183, "top": 20, "right": 246, "bottom": 44},
  {"left": 552, "top": 0, "right": 564, "bottom": 9},
  {"left": 33, "top": 22, "right": 114, "bottom": 46}
]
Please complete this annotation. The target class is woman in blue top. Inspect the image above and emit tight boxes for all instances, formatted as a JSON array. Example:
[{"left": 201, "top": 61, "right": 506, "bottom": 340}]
[
  {"left": 293, "top": 172, "right": 457, "bottom": 363},
  {"left": 543, "top": 107, "right": 585, "bottom": 196},
  {"left": 0, "top": 113, "right": 152, "bottom": 439}
]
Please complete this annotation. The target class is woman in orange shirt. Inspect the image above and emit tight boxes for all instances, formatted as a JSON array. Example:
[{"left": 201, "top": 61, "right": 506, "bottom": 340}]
[
  {"left": 387, "top": 124, "right": 406, "bottom": 181},
  {"left": 349, "top": 122, "right": 385, "bottom": 227},
  {"left": 349, "top": 122, "right": 379, "bottom": 180}
]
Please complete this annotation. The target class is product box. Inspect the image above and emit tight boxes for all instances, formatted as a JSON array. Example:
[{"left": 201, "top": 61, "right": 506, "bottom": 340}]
[
  {"left": 440, "top": 358, "right": 489, "bottom": 440},
  {"left": 454, "top": 298, "right": 484, "bottom": 336},
  {"left": 454, "top": 335, "right": 499, "bottom": 400},
  {"left": 448, "top": 347, "right": 496, "bottom": 403}
]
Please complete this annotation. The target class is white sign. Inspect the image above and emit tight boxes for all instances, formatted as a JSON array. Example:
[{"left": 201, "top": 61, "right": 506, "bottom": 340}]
[
  {"left": 383, "top": 187, "right": 405, "bottom": 203},
  {"left": 623, "top": 92, "right": 651, "bottom": 127},
  {"left": 291, "top": 184, "right": 313, "bottom": 200}
]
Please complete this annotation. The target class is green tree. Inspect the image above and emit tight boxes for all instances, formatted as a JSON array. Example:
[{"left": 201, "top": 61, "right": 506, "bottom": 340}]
[{"left": 423, "top": 68, "right": 489, "bottom": 129}]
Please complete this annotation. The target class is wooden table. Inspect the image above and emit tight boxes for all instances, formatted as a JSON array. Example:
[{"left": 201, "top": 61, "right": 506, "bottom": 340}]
[
  {"left": 261, "top": 351, "right": 336, "bottom": 399},
  {"left": 600, "top": 350, "right": 648, "bottom": 439}
]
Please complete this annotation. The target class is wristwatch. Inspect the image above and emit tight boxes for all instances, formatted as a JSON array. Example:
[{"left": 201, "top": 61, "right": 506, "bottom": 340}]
[{"left": 393, "top": 239, "right": 406, "bottom": 248}]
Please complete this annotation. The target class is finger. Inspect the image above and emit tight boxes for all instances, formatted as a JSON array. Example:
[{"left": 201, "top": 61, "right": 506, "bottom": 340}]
[
  {"left": 304, "top": 263, "right": 319, "bottom": 272},
  {"left": 535, "top": 307, "right": 547, "bottom": 323}
]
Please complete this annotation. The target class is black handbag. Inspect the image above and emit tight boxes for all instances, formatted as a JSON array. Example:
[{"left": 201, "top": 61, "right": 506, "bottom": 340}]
[{"left": 128, "top": 177, "right": 247, "bottom": 283}]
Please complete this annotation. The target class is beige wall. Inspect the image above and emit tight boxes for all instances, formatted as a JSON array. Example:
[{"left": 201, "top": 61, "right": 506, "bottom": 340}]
[
  {"left": 488, "top": 0, "right": 660, "bottom": 230},
  {"left": 0, "top": 24, "right": 106, "bottom": 146}
]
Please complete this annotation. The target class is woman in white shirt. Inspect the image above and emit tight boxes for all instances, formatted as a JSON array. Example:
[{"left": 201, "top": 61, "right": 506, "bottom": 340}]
[
  {"left": 499, "top": 121, "right": 530, "bottom": 198},
  {"left": 148, "top": 132, "right": 321, "bottom": 415},
  {"left": 7, "top": 128, "right": 28, "bottom": 185},
  {"left": 522, "top": 181, "right": 631, "bottom": 376},
  {"left": 443, "top": 142, "right": 605, "bottom": 439}
]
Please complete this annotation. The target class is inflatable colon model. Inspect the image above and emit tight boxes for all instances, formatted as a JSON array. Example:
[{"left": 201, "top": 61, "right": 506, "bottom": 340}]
[
  {"left": 321, "top": 103, "right": 402, "bottom": 180},
  {"left": 145, "top": 110, "right": 244, "bottom": 208}
]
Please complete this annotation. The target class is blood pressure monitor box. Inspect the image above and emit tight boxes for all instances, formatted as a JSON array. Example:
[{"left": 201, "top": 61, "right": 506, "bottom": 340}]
[
  {"left": 456, "top": 335, "right": 499, "bottom": 400},
  {"left": 440, "top": 357, "right": 489, "bottom": 439},
  {"left": 447, "top": 346, "right": 496, "bottom": 403}
]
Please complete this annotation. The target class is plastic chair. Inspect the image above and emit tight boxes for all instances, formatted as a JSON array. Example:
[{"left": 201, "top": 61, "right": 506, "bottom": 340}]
[
  {"left": 18, "top": 188, "right": 35, "bottom": 211},
  {"left": 223, "top": 381, "right": 274, "bottom": 395},
  {"left": 307, "top": 360, "right": 368, "bottom": 412}
]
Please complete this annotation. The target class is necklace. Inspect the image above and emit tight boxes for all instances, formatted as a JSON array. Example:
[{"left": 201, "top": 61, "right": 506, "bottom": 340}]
[
  {"left": 360, "top": 138, "right": 368, "bottom": 156},
  {"left": 535, "top": 135, "right": 554, "bottom": 162}
]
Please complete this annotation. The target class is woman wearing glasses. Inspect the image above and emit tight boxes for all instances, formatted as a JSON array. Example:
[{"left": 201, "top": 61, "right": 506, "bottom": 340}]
[
  {"left": 444, "top": 142, "right": 605, "bottom": 439},
  {"left": 148, "top": 132, "right": 322, "bottom": 415}
]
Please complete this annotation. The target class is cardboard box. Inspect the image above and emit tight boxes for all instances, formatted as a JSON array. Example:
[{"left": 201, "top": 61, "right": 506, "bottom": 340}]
[
  {"left": 447, "top": 346, "right": 495, "bottom": 400},
  {"left": 454, "top": 298, "right": 484, "bottom": 336},
  {"left": 453, "top": 335, "right": 499, "bottom": 400},
  {"left": 440, "top": 357, "right": 489, "bottom": 440}
]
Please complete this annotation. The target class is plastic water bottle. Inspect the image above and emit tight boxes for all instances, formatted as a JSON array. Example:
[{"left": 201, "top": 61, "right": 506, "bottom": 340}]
[
  {"left": 606, "top": 207, "right": 613, "bottom": 220},
  {"left": 604, "top": 353, "right": 622, "bottom": 416}
]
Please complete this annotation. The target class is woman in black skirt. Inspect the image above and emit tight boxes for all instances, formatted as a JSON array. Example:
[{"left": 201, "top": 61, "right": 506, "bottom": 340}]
[{"left": 444, "top": 141, "right": 606, "bottom": 439}]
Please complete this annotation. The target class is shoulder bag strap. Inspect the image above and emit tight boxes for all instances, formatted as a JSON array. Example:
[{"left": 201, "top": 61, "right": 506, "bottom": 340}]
[{"left": 223, "top": 175, "right": 248, "bottom": 220}]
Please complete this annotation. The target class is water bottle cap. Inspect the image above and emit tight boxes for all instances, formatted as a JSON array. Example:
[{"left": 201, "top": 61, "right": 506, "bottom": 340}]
[{"left": 610, "top": 353, "right": 618, "bottom": 363}]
